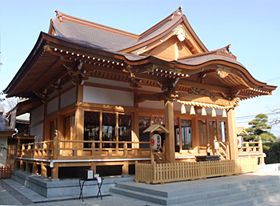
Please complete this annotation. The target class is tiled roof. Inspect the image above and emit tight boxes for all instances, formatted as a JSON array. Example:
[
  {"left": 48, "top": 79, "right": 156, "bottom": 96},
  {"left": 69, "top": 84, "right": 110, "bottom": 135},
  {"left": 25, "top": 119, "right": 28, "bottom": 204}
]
[
  {"left": 52, "top": 18, "right": 138, "bottom": 51},
  {"left": 178, "top": 53, "right": 245, "bottom": 67}
]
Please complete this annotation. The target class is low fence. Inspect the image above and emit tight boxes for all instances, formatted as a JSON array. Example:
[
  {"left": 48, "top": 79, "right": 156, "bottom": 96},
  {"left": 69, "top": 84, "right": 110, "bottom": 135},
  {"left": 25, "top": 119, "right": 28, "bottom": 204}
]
[
  {"left": 0, "top": 166, "right": 11, "bottom": 179},
  {"left": 135, "top": 158, "right": 258, "bottom": 184}
]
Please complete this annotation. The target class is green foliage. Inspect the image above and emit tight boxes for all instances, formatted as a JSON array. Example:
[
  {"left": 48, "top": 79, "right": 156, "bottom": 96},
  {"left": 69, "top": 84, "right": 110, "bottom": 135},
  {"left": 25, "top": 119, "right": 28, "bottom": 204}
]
[
  {"left": 263, "top": 142, "right": 280, "bottom": 164},
  {"left": 244, "top": 113, "right": 276, "bottom": 142}
]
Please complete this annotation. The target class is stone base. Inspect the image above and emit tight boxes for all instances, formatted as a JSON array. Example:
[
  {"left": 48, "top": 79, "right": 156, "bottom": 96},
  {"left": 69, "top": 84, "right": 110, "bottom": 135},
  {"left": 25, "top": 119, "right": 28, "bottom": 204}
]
[{"left": 11, "top": 170, "right": 134, "bottom": 198}]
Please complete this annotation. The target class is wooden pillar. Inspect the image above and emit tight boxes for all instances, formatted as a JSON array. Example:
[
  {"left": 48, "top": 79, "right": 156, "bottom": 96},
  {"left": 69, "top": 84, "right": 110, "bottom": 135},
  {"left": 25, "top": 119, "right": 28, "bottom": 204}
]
[
  {"left": 51, "top": 163, "right": 59, "bottom": 179},
  {"left": 227, "top": 109, "right": 238, "bottom": 160},
  {"left": 52, "top": 131, "right": 59, "bottom": 179},
  {"left": 26, "top": 162, "right": 31, "bottom": 172},
  {"left": 122, "top": 161, "right": 129, "bottom": 175},
  {"left": 164, "top": 100, "right": 175, "bottom": 163},
  {"left": 90, "top": 162, "right": 96, "bottom": 173},
  {"left": 132, "top": 89, "right": 139, "bottom": 149},
  {"left": 132, "top": 109, "right": 139, "bottom": 148},
  {"left": 75, "top": 84, "right": 84, "bottom": 156},
  {"left": 41, "top": 162, "right": 47, "bottom": 177},
  {"left": 32, "top": 162, "right": 38, "bottom": 174}
]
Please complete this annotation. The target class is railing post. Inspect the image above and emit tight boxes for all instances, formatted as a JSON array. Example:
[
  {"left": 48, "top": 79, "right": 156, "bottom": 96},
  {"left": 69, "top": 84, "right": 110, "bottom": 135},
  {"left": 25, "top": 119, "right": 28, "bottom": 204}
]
[
  {"left": 27, "top": 143, "right": 31, "bottom": 155},
  {"left": 16, "top": 139, "right": 21, "bottom": 157},
  {"left": 226, "top": 142, "right": 230, "bottom": 160},
  {"left": 246, "top": 142, "right": 250, "bottom": 153},
  {"left": 43, "top": 142, "right": 47, "bottom": 156},
  {"left": 124, "top": 142, "right": 128, "bottom": 158},
  {"left": 91, "top": 141, "right": 95, "bottom": 157},
  {"left": 34, "top": 143, "right": 38, "bottom": 157},
  {"left": 21, "top": 144, "right": 25, "bottom": 156}
]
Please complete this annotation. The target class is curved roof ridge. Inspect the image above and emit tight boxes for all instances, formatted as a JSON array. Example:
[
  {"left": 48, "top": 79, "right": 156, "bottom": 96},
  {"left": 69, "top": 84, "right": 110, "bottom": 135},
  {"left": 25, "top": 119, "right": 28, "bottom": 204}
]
[{"left": 52, "top": 10, "right": 139, "bottom": 39}]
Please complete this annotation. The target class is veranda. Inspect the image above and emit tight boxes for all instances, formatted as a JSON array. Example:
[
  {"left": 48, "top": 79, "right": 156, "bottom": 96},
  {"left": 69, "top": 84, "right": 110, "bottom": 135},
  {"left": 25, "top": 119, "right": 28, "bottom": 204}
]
[{"left": 17, "top": 136, "right": 263, "bottom": 181}]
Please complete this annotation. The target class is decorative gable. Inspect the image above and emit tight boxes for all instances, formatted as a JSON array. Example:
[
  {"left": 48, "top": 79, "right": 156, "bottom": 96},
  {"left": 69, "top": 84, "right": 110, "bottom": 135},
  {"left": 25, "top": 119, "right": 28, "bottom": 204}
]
[{"left": 131, "top": 24, "right": 204, "bottom": 61}]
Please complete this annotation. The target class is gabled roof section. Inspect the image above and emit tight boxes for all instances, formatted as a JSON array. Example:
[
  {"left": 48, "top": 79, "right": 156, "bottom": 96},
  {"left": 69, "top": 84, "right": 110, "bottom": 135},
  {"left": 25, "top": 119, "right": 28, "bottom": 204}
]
[
  {"left": 120, "top": 7, "right": 208, "bottom": 60},
  {"left": 49, "top": 7, "right": 208, "bottom": 61}
]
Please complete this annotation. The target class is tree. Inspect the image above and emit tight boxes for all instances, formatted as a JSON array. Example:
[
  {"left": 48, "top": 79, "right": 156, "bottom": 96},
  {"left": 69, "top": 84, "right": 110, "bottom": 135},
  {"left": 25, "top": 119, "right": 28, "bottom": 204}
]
[{"left": 243, "top": 113, "right": 276, "bottom": 142}]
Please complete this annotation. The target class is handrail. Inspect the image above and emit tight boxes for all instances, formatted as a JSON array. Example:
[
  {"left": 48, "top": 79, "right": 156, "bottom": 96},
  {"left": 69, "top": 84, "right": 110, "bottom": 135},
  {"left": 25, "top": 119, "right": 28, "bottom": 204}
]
[{"left": 18, "top": 140, "right": 151, "bottom": 159}]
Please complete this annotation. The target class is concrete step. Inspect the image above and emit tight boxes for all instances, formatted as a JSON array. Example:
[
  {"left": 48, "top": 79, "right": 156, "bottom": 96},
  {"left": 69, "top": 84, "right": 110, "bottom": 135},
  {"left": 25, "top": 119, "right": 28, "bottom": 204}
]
[
  {"left": 110, "top": 186, "right": 168, "bottom": 205},
  {"left": 110, "top": 176, "right": 280, "bottom": 205}
]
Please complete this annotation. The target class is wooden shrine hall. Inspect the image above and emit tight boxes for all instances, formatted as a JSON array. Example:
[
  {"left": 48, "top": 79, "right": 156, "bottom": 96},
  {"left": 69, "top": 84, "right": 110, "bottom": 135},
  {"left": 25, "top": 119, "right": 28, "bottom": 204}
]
[{"left": 4, "top": 7, "right": 276, "bottom": 181}]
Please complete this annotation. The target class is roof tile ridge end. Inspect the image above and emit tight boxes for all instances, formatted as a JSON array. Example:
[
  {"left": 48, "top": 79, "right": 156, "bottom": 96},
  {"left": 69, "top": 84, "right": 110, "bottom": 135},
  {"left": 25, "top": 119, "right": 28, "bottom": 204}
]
[
  {"left": 53, "top": 10, "right": 139, "bottom": 39},
  {"left": 213, "top": 45, "right": 237, "bottom": 60}
]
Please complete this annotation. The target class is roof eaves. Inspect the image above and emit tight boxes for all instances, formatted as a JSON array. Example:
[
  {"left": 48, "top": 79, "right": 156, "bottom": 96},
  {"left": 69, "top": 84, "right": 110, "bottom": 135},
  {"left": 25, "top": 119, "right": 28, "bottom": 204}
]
[
  {"left": 4, "top": 32, "right": 46, "bottom": 97},
  {"left": 175, "top": 54, "right": 277, "bottom": 92}
]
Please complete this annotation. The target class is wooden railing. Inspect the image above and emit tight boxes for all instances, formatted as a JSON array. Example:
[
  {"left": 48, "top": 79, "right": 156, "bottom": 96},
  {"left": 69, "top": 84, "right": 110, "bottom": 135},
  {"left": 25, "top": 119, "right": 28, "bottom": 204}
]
[
  {"left": 18, "top": 140, "right": 150, "bottom": 159},
  {"left": 0, "top": 166, "right": 11, "bottom": 179},
  {"left": 135, "top": 158, "right": 258, "bottom": 184},
  {"left": 217, "top": 141, "right": 230, "bottom": 160},
  {"left": 239, "top": 142, "right": 262, "bottom": 154},
  {"left": 238, "top": 138, "right": 264, "bottom": 164}
]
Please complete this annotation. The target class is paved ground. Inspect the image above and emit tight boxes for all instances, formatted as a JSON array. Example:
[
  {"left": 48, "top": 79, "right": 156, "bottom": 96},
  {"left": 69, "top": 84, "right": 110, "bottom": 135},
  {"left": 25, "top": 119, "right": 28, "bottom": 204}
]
[{"left": 1, "top": 169, "right": 280, "bottom": 206}]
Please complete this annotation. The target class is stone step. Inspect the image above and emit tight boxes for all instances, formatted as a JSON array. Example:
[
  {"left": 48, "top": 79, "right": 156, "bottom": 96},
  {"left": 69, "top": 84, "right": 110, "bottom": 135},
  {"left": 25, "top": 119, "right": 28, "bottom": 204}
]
[
  {"left": 116, "top": 176, "right": 280, "bottom": 198},
  {"left": 110, "top": 186, "right": 168, "bottom": 205},
  {"left": 110, "top": 176, "right": 280, "bottom": 205}
]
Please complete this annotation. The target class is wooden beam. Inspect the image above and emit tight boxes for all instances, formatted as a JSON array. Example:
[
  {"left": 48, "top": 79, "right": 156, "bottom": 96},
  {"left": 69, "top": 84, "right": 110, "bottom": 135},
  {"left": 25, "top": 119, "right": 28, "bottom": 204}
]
[{"left": 179, "top": 79, "right": 229, "bottom": 94}]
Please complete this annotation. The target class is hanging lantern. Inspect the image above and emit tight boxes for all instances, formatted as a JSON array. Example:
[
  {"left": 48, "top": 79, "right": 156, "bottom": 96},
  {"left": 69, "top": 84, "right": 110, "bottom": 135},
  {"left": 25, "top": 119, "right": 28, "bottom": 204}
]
[
  {"left": 212, "top": 108, "right": 216, "bottom": 117},
  {"left": 201, "top": 107, "right": 207, "bottom": 116},
  {"left": 151, "top": 134, "right": 161, "bottom": 150},
  {"left": 190, "top": 105, "right": 196, "bottom": 115},
  {"left": 181, "top": 104, "right": 186, "bottom": 114},
  {"left": 222, "top": 109, "right": 227, "bottom": 117}
]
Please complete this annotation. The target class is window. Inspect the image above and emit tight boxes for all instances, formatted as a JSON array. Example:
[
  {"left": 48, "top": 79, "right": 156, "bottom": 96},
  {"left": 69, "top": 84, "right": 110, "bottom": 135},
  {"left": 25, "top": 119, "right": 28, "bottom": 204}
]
[
  {"left": 49, "top": 119, "right": 57, "bottom": 141},
  {"left": 84, "top": 111, "right": 100, "bottom": 148},
  {"left": 102, "top": 113, "right": 116, "bottom": 148},
  {"left": 181, "top": 119, "right": 192, "bottom": 150},
  {"left": 198, "top": 119, "right": 227, "bottom": 147},
  {"left": 198, "top": 120, "right": 207, "bottom": 147},
  {"left": 218, "top": 121, "right": 227, "bottom": 142},
  {"left": 84, "top": 111, "right": 132, "bottom": 149},
  {"left": 208, "top": 121, "right": 217, "bottom": 147},
  {"left": 119, "top": 114, "right": 132, "bottom": 148},
  {"left": 64, "top": 114, "right": 75, "bottom": 149},
  {"left": 139, "top": 116, "right": 150, "bottom": 148}
]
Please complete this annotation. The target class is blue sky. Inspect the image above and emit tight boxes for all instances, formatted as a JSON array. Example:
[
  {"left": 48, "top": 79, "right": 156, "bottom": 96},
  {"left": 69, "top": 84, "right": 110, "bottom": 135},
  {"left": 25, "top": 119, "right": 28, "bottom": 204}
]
[{"left": 0, "top": 0, "right": 279, "bottom": 136}]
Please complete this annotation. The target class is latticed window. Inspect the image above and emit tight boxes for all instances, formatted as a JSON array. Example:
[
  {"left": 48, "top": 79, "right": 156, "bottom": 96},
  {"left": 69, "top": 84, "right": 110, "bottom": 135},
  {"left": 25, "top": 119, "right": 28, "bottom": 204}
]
[{"left": 84, "top": 111, "right": 132, "bottom": 148}]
